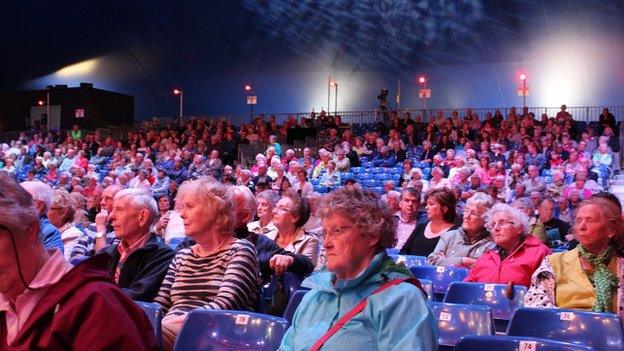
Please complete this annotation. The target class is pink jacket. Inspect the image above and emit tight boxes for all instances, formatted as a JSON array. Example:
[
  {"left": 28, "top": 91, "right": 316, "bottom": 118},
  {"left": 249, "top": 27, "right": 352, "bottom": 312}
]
[{"left": 465, "top": 235, "right": 551, "bottom": 288}]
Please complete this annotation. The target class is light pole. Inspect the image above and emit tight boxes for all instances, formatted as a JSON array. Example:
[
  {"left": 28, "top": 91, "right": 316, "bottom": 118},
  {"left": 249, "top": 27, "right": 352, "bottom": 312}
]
[
  {"left": 418, "top": 76, "right": 427, "bottom": 118},
  {"left": 173, "top": 88, "right": 184, "bottom": 117},
  {"left": 244, "top": 84, "right": 256, "bottom": 119},
  {"left": 519, "top": 74, "right": 527, "bottom": 107},
  {"left": 330, "top": 80, "right": 338, "bottom": 116}
]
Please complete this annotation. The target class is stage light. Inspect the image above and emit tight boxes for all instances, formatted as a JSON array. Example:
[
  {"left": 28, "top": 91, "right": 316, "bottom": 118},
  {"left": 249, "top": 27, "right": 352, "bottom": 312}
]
[
  {"left": 519, "top": 74, "right": 527, "bottom": 81},
  {"left": 418, "top": 76, "right": 426, "bottom": 84},
  {"left": 244, "top": 84, "right": 253, "bottom": 92},
  {"left": 37, "top": 100, "right": 45, "bottom": 106},
  {"left": 55, "top": 58, "right": 98, "bottom": 78},
  {"left": 173, "top": 88, "right": 182, "bottom": 95}
]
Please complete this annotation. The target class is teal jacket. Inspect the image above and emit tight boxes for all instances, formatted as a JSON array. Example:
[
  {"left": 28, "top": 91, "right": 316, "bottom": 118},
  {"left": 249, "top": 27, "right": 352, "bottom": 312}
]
[{"left": 279, "top": 252, "right": 438, "bottom": 351}]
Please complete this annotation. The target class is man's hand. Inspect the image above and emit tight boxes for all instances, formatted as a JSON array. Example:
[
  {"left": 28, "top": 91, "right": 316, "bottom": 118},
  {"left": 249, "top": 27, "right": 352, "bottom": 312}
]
[
  {"left": 269, "top": 254, "right": 295, "bottom": 276},
  {"left": 95, "top": 209, "right": 109, "bottom": 234}
]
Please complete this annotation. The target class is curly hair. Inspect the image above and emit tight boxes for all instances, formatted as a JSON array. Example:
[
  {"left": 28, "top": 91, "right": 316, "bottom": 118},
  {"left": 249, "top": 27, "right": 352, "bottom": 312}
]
[{"left": 320, "top": 187, "right": 396, "bottom": 249}]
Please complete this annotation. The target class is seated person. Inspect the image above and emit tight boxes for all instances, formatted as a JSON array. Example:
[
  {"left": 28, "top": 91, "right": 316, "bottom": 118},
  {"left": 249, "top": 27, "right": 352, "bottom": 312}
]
[
  {"left": 537, "top": 197, "right": 570, "bottom": 246},
  {"left": 0, "top": 173, "right": 158, "bottom": 350},
  {"left": 19, "top": 180, "right": 63, "bottom": 252},
  {"left": 102, "top": 188, "right": 175, "bottom": 301},
  {"left": 525, "top": 196, "right": 624, "bottom": 316},
  {"left": 279, "top": 187, "right": 437, "bottom": 350},
  {"left": 428, "top": 192, "right": 495, "bottom": 267},
  {"left": 268, "top": 191, "right": 320, "bottom": 267},
  {"left": 401, "top": 188, "right": 458, "bottom": 256},
  {"left": 512, "top": 198, "right": 547, "bottom": 245},
  {"left": 155, "top": 179, "right": 260, "bottom": 350},
  {"left": 47, "top": 189, "right": 84, "bottom": 261},
  {"left": 465, "top": 203, "right": 551, "bottom": 287}
]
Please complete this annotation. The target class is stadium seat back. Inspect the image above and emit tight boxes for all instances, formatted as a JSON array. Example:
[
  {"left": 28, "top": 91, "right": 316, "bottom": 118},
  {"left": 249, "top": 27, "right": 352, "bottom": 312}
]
[
  {"left": 443, "top": 282, "right": 527, "bottom": 332},
  {"left": 507, "top": 307, "right": 624, "bottom": 351},
  {"left": 390, "top": 254, "right": 428, "bottom": 268},
  {"left": 430, "top": 302, "right": 494, "bottom": 350},
  {"left": 282, "top": 289, "right": 309, "bottom": 325},
  {"left": 173, "top": 310, "right": 289, "bottom": 351},
  {"left": 455, "top": 335, "right": 593, "bottom": 351},
  {"left": 410, "top": 266, "right": 469, "bottom": 300},
  {"left": 135, "top": 301, "right": 163, "bottom": 347}
]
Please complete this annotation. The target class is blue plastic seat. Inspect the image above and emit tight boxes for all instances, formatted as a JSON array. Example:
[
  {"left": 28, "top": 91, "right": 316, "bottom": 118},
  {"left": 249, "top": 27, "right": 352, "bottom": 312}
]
[
  {"left": 419, "top": 278, "right": 434, "bottom": 301},
  {"left": 371, "top": 167, "right": 384, "bottom": 174},
  {"left": 168, "top": 237, "right": 184, "bottom": 249},
  {"left": 313, "top": 185, "right": 329, "bottom": 194},
  {"left": 386, "top": 248, "right": 400, "bottom": 255},
  {"left": 410, "top": 266, "right": 469, "bottom": 301},
  {"left": 455, "top": 335, "right": 593, "bottom": 351},
  {"left": 443, "top": 282, "right": 527, "bottom": 332},
  {"left": 430, "top": 302, "right": 494, "bottom": 351},
  {"left": 372, "top": 186, "right": 384, "bottom": 194},
  {"left": 173, "top": 310, "right": 289, "bottom": 351},
  {"left": 375, "top": 173, "right": 389, "bottom": 180},
  {"left": 135, "top": 301, "right": 163, "bottom": 347},
  {"left": 282, "top": 289, "right": 309, "bottom": 325},
  {"left": 358, "top": 172, "right": 373, "bottom": 180},
  {"left": 362, "top": 179, "right": 378, "bottom": 187},
  {"left": 389, "top": 254, "right": 428, "bottom": 268},
  {"left": 350, "top": 166, "right": 363, "bottom": 174},
  {"left": 507, "top": 307, "right": 624, "bottom": 351}
]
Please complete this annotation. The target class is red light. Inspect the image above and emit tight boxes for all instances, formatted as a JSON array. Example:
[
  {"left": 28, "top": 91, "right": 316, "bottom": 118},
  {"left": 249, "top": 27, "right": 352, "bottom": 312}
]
[
  {"left": 418, "top": 76, "right": 426, "bottom": 84},
  {"left": 330, "top": 81, "right": 337, "bottom": 87},
  {"left": 37, "top": 100, "right": 44, "bottom": 106},
  {"left": 173, "top": 89, "right": 182, "bottom": 95},
  {"left": 519, "top": 74, "right": 527, "bottom": 81},
  {"left": 244, "top": 84, "right": 252, "bottom": 91}
]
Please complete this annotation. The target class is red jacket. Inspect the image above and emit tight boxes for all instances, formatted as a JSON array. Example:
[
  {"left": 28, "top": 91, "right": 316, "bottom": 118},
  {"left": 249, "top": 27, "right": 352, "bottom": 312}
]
[
  {"left": 464, "top": 235, "right": 551, "bottom": 288},
  {"left": 0, "top": 254, "right": 159, "bottom": 351}
]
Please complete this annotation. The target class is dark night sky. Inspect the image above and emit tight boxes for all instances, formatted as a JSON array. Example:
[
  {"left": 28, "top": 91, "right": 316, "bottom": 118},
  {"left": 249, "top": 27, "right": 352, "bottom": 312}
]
[{"left": 1, "top": 0, "right": 623, "bottom": 122}]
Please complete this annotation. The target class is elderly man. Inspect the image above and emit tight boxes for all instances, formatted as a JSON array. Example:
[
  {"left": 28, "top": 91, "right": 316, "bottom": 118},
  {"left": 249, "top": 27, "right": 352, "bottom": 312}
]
[
  {"left": 20, "top": 181, "right": 64, "bottom": 252},
  {"left": 428, "top": 192, "right": 495, "bottom": 267},
  {"left": 0, "top": 173, "right": 158, "bottom": 349},
  {"left": 394, "top": 188, "right": 421, "bottom": 250},
  {"left": 537, "top": 197, "right": 571, "bottom": 246},
  {"left": 102, "top": 188, "right": 174, "bottom": 301},
  {"left": 69, "top": 184, "right": 123, "bottom": 261},
  {"left": 524, "top": 165, "right": 545, "bottom": 193},
  {"left": 59, "top": 149, "right": 77, "bottom": 172}
]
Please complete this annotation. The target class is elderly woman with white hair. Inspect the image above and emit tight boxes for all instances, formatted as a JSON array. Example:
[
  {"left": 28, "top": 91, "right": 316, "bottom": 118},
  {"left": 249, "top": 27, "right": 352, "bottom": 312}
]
[
  {"left": 429, "top": 166, "right": 452, "bottom": 190},
  {"left": 247, "top": 190, "right": 279, "bottom": 237},
  {"left": 155, "top": 178, "right": 260, "bottom": 350},
  {"left": 428, "top": 192, "right": 495, "bottom": 267},
  {"left": 48, "top": 189, "right": 84, "bottom": 260},
  {"left": 279, "top": 187, "right": 437, "bottom": 350},
  {"left": 464, "top": 203, "right": 551, "bottom": 287},
  {"left": 20, "top": 181, "right": 64, "bottom": 252}
]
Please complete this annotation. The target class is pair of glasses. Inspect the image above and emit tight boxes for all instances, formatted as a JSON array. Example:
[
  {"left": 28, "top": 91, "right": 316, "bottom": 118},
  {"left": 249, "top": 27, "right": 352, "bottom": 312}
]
[{"left": 325, "top": 225, "right": 354, "bottom": 239}]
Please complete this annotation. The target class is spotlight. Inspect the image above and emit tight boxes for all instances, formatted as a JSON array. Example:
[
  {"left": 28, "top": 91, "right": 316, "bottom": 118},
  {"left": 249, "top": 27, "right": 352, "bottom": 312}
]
[
  {"left": 37, "top": 100, "right": 45, "bottom": 106},
  {"left": 519, "top": 74, "right": 527, "bottom": 81},
  {"left": 418, "top": 76, "right": 426, "bottom": 84}
]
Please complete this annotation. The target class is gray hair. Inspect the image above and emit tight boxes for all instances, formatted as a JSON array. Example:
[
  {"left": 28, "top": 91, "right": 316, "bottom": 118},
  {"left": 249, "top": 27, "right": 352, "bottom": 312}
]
[
  {"left": 20, "top": 180, "right": 54, "bottom": 214},
  {"left": 0, "top": 173, "right": 40, "bottom": 240},
  {"left": 465, "top": 192, "right": 493, "bottom": 210},
  {"left": 485, "top": 203, "right": 529, "bottom": 235},
  {"left": 114, "top": 188, "right": 159, "bottom": 227},
  {"left": 231, "top": 185, "right": 257, "bottom": 225},
  {"left": 256, "top": 189, "right": 280, "bottom": 208},
  {"left": 51, "top": 189, "right": 76, "bottom": 224}
]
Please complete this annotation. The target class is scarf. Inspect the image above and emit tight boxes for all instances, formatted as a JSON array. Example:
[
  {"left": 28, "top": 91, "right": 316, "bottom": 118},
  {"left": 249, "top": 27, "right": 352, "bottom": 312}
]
[{"left": 578, "top": 245, "right": 619, "bottom": 312}]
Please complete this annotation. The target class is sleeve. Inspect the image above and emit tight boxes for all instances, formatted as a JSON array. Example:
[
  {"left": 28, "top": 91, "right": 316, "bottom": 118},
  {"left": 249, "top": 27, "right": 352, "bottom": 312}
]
[
  {"left": 524, "top": 256, "right": 556, "bottom": 308},
  {"left": 154, "top": 252, "right": 180, "bottom": 312},
  {"left": 203, "top": 243, "right": 260, "bottom": 310},
  {"left": 69, "top": 231, "right": 93, "bottom": 260},
  {"left": 371, "top": 283, "right": 438, "bottom": 351},
  {"left": 122, "top": 246, "right": 175, "bottom": 301},
  {"left": 427, "top": 233, "right": 462, "bottom": 267},
  {"left": 298, "top": 235, "right": 320, "bottom": 267}
]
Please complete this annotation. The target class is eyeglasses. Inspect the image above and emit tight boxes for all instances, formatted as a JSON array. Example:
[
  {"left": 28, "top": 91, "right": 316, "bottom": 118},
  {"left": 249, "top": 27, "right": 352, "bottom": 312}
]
[
  {"left": 491, "top": 220, "right": 517, "bottom": 229},
  {"left": 274, "top": 207, "right": 292, "bottom": 213},
  {"left": 324, "top": 225, "right": 354, "bottom": 239}
]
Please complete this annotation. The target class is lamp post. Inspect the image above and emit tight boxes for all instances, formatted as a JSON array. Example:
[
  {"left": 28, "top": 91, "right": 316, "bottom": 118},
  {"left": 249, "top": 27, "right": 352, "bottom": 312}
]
[
  {"left": 519, "top": 74, "right": 527, "bottom": 107},
  {"left": 330, "top": 80, "right": 338, "bottom": 117},
  {"left": 244, "top": 84, "right": 256, "bottom": 119},
  {"left": 418, "top": 76, "right": 427, "bottom": 118},
  {"left": 173, "top": 88, "right": 184, "bottom": 117}
]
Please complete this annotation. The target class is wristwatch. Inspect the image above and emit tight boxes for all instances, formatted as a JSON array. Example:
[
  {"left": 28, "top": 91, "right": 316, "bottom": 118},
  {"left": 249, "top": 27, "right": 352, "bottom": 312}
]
[{"left": 95, "top": 231, "right": 105, "bottom": 239}]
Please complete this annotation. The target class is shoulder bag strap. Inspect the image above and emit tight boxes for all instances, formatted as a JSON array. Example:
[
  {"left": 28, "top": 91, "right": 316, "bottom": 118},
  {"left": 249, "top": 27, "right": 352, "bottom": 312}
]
[{"left": 309, "top": 277, "right": 423, "bottom": 351}]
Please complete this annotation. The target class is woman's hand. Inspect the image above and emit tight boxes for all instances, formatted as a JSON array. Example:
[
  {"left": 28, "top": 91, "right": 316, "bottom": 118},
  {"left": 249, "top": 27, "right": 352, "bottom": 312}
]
[{"left": 269, "top": 254, "right": 295, "bottom": 275}]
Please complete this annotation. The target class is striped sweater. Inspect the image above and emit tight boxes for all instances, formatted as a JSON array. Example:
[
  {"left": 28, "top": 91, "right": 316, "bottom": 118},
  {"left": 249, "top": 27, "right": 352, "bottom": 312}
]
[{"left": 155, "top": 238, "right": 260, "bottom": 316}]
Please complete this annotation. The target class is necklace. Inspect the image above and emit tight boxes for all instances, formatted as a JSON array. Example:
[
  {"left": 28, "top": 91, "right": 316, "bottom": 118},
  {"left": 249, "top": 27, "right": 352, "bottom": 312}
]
[{"left": 192, "top": 235, "right": 233, "bottom": 257}]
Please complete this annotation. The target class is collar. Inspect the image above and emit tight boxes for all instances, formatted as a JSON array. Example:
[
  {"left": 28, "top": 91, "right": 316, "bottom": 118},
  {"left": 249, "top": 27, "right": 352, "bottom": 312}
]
[
  {"left": 303, "top": 251, "right": 388, "bottom": 293},
  {"left": 117, "top": 233, "right": 151, "bottom": 260},
  {"left": 395, "top": 211, "right": 417, "bottom": 224}
]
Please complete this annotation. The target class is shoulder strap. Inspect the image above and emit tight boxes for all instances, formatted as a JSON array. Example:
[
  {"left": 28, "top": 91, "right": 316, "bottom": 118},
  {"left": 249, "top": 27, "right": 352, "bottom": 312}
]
[{"left": 309, "top": 277, "right": 423, "bottom": 351}]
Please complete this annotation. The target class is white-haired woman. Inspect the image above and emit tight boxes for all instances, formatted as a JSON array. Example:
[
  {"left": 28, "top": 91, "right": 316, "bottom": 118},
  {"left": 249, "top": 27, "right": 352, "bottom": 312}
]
[
  {"left": 279, "top": 187, "right": 437, "bottom": 350},
  {"left": 429, "top": 166, "right": 452, "bottom": 190},
  {"left": 155, "top": 178, "right": 260, "bottom": 350},
  {"left": 464, "top": 203, "right": 551, "bottom": 287},
  {"left": 247, "top": 190, "right": 279, "bottom": 237},
  {"left": 48, "top": 189, "right": 84, "bottom": 260},
  {"left": 428, "top": 192, "right": 495, "bottom": 267}
]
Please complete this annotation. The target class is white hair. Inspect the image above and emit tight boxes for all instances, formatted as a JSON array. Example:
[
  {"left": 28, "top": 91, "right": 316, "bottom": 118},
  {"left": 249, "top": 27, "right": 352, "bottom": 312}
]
[
  {"left": 114, "top": 188, "right": 159, "bottom": 227},
  {"left": 20, "top": 180, "right": 54, "bottom": 214},
  {"left": 485, "top": 203, "right": 529, "bottom": 235}
]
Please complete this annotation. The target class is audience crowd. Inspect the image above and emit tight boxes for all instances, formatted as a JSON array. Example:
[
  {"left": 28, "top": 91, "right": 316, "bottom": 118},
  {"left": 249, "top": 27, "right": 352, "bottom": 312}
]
[{"left": 0, "top": 104, "right": 622, "bottom": 349}]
